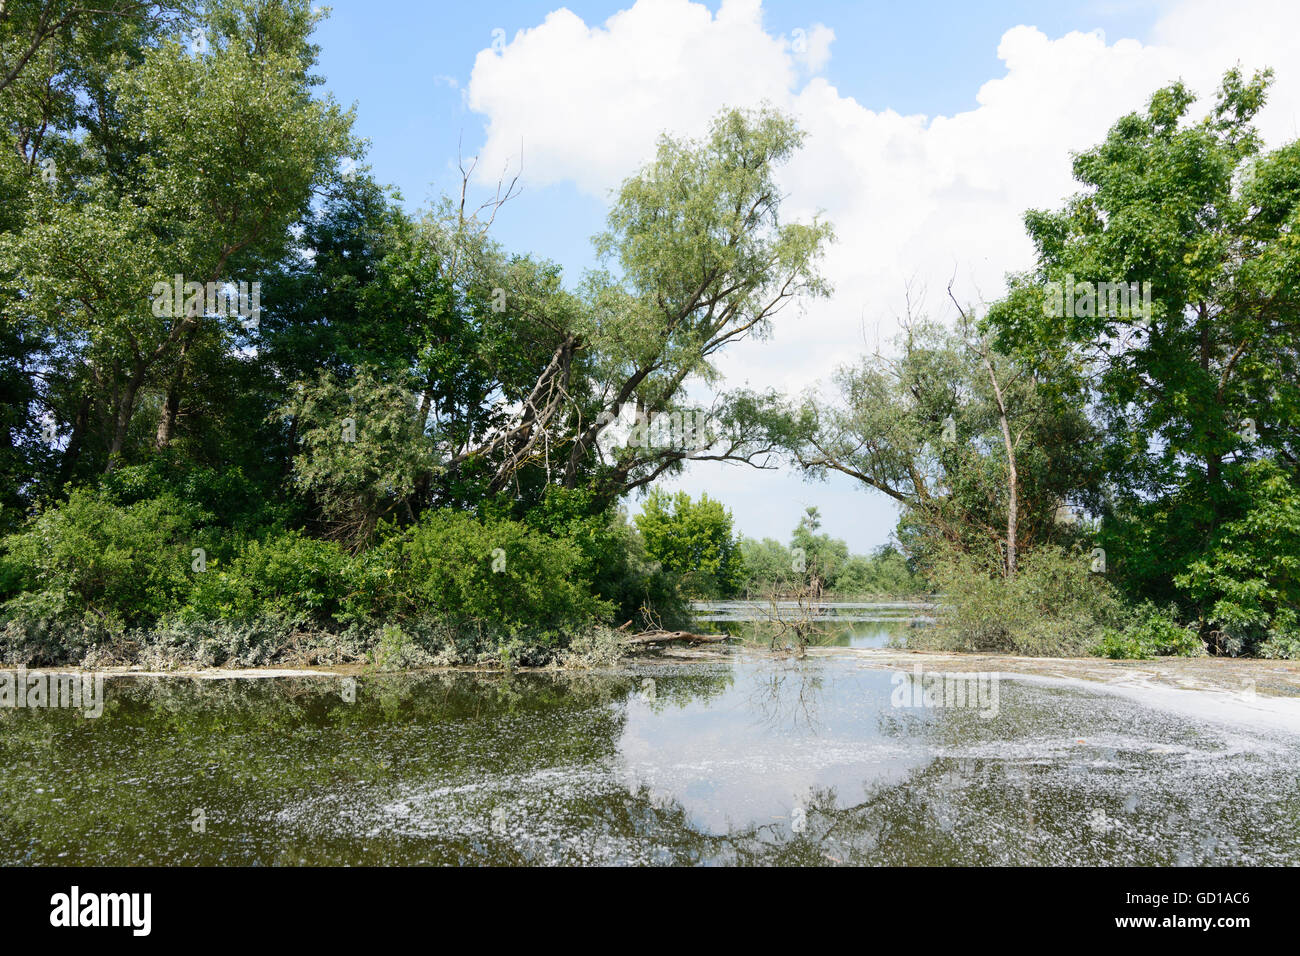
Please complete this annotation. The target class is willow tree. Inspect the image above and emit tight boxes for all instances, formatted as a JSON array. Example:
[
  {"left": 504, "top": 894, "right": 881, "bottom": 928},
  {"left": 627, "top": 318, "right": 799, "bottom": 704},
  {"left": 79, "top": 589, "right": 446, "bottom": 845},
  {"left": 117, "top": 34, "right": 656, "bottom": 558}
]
[
  {"left": 443, "top": 106, "right": 833, "bottom": 504},
  {"left": 790, "top": 303, "right": 1101, "bottom": 574},
  {"left": 275, "top": 107, "right": 832, "bottom": 537}
]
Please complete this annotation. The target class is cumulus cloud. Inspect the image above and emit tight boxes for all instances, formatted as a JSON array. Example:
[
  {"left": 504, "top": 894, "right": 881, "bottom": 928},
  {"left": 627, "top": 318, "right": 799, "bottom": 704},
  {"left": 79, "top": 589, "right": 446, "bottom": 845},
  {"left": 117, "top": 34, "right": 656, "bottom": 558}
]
[
  {"left": 462, "top": 0, "right": 1300, "bottom": 545},
  {"left": 467, "top": 0, "right": 1300, "bottom": 395}
]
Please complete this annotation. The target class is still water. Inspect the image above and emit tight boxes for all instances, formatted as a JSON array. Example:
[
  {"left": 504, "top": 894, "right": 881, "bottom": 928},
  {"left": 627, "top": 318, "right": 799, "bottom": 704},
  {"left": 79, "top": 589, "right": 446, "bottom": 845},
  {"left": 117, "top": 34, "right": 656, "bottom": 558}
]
[
  {"left": 2, "top": 650, "right": 1298, "bottom": 865},
  {"left": 693, "top": 600, "right": 928, "bottom": 649}
]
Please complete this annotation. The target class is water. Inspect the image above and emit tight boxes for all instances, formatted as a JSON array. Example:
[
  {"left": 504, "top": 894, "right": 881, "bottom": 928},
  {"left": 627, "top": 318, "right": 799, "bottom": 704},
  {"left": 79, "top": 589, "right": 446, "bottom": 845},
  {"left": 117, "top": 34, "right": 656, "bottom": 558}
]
[
  {"left": 692, "top": 599, "right": 932, "bottom": 648},
  {"left": 692, "top": 599, "right": 935, "bottom": 624},
  {"left": 2, "top": 650, "right": 1297, "bottom": 865}
]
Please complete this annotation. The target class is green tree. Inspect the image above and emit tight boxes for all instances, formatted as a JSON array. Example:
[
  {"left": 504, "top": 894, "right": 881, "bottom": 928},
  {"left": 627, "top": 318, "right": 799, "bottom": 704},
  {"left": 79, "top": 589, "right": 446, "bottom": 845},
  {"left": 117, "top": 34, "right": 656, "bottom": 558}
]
[
  {"left": 791, "top": 313, "right": 1101, "bottom": 575},
  {"left": 1, "top": 0, "right": 354, "bottom": 476},
  {"left": 634, "top": 490, "right": 745, "bottom": 599},
  {"left": 790, "top": 506, "right": 849, "bottom": 587},
  {"left": 990, "top": 68, "right": 1300, "bottom": 645}
]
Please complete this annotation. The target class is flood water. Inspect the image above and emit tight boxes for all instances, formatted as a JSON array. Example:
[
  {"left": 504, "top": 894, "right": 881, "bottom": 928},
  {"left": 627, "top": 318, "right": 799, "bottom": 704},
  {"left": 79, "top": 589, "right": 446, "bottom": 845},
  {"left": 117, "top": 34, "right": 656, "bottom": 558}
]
[
  {"left": 2, "top": 649, "right": 1298, "bottom": 865},
  {"left": 692, "top": 599, "right": 933, "bottom": 648}
]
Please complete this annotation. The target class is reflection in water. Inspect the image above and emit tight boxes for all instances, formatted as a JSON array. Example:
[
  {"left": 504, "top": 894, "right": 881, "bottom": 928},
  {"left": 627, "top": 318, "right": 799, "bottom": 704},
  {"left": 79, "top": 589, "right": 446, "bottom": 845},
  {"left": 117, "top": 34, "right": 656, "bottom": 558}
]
[
  {"left": 700, "top": 601, "right": 922, "bottom": 650},
  {"left": 0, "top": 652, "right": 1297, "bottom": 865}
]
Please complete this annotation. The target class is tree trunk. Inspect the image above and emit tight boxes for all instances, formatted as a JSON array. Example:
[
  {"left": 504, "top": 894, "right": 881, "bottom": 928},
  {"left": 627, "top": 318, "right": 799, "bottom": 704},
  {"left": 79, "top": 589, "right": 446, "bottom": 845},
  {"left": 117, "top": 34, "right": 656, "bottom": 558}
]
[
  {"left": 1005, "top": 447, "right": 1018, "bottom": 577},
  {"left": 155, "top": 374, "right": 184, "bottom": 449},
  {"left": 155, "top": 330, "right": 197, "bottom": 450},
  {"left": 58, "top": 391, "right": 92, "bottom": 487},
  {"left": 106, "top": 360, "right": 146, "bottom": 471}
]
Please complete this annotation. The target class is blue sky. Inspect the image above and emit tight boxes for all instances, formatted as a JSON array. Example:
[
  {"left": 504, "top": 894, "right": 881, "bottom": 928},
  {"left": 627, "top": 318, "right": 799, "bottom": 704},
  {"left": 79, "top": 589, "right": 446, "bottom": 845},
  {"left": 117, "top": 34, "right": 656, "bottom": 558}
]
[
  {"left": 302, "top": 0, "right": 1295, "bottom": 552},
  {"left": 313, "top": 0, "right": 1164, "bottom": 276}
]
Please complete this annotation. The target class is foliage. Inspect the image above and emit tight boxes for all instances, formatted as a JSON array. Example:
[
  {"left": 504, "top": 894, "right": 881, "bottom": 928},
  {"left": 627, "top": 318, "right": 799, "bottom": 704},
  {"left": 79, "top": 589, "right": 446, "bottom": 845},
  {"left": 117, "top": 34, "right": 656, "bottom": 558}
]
[
  {"left": 918, "top": 544, "right": 1127, "bottom": 657},
  {"left": 0, "top": 487, "right": 202, "bottom": 629},
  {"left": 834, "top": 545, "right": 922, "bottom": 597},
  {"left": 737, "top": 536, "right": 795, "bottom": 596},
  {"left": 789, "top": 506, "right": 849, "bottom": 587},
  {"left": 990, "top": 68, "right": 1300, "bottom": 639},
  {"left": 346, "top": 509, "right": 610, "bottom": 645},
  {"left": 278, "top": 367, "right": 435, "bottom": 548},
  {"left": 518, "top": 486, "right": 685, "bottom": 627},
  {"left": 183, "top": 529, "right": 352, "bottom": 626},
  {"left": 1094, "top": 604, "right": 1205, "bottom": 659},
  {"left": 1174, "top": 460, "right": 1300, "bottom": 654},
  {"left": 634, "top": 489, "right": 746, "bottom": 599},
  {"left": 737, "top": 514, "right": 924, "bottom": 598}
]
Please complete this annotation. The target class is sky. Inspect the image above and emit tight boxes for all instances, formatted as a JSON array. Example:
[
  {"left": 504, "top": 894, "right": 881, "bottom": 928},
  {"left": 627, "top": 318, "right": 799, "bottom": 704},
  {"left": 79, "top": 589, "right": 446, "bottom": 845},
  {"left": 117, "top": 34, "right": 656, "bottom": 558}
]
[{"left": 307, "top": 0, "right": 1300, "bottom": 553}]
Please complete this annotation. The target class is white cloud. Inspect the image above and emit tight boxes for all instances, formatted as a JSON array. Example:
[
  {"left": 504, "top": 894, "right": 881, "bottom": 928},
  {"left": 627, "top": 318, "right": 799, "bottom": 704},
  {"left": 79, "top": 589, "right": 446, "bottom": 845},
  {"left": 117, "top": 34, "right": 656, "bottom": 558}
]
[
  {"left": 791, "top": 22, "right": 834, "bottom": 74},
  {"left": 464, "top": 0, "right": 1300, "bottom": 547},
  {"left": 468, "top": 0, "right": 798, "bottom": 197}
]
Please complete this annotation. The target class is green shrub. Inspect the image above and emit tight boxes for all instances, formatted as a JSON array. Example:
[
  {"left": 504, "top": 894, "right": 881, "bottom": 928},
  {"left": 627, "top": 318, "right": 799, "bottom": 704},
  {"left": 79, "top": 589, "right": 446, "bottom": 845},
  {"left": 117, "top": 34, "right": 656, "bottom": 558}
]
[
  {"left": 1258, "top": 626, "right": 1300, "bottom": 660},
  {"left": 183, "top": 529, "right": 353, "bottom": 625},
  {"left": 346, "top": 509, "right": 611, "bottom": 643},
  {"left": 1094, "top": 604, "right": 1205, "bottom": 659},
  {"left": 0, "top": 488, "right": 203, "bottom": 629},
  {"left": 518, "top": 487, "right": 685, "bottom": 628},
  {"left": 919, "top": 543, "right": 1126, "bottom": 657}
]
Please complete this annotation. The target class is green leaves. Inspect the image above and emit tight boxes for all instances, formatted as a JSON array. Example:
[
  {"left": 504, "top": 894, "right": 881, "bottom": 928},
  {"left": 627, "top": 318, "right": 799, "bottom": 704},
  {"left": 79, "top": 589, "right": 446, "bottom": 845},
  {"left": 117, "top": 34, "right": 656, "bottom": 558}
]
[
  {"left": 991, "top": 68, "right": 1300, "bottom": 640},
  {"left": 278, "top": 366, "right": 434, "bottom": 548},
  {"left": 634, "top": 489, "right": 744, "bottom": 600}
]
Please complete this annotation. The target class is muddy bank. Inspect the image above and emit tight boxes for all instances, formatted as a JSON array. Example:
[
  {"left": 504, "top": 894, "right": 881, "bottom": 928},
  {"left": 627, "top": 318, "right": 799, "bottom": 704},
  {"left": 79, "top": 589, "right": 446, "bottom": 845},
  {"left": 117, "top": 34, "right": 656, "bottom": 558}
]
[
  {"left": 17, "top": 642, "right": 1300, "bottom": 686},
  {"left": 816, "top": 646, "right": 1300, "bottom": 696},
  {"left": 818, "top": 645, "right": 1300, "bottom": 736}
]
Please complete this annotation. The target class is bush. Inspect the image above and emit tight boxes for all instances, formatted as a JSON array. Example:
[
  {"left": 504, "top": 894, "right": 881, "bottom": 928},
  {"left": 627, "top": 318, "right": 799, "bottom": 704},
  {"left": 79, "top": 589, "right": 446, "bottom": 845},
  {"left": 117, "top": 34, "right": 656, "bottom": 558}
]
[
  {"left": 1094, "top": 604, "right": 1205, "bottom": 659},
  {"left": 1258, "top": 627, "right": 1300, "bottom": 660},
  {"left": 519, "top": 487, "right": 685, "bottom": 628},
  {"left": 345, "top": 509, "right": 611, "bottom": 643},
  {"left": 183, "top": 529, "right": 353, "bottom": 626},
  {"left": 0, "top": 488, "right": 203, "bottom": 629},
  {"left": 919, "top": 543, "right": 1126, "bottom": 657}
]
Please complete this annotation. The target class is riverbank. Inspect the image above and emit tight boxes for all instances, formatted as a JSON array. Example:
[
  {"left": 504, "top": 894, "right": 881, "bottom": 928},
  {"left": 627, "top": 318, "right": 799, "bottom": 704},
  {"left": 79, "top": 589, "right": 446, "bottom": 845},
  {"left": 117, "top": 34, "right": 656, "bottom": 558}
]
[
  {"left": 13, "top": 641, "right": 1300, "bottom": 698},
  {"left": 815, "top": 645, "right": 1300, "bottom": 697}
]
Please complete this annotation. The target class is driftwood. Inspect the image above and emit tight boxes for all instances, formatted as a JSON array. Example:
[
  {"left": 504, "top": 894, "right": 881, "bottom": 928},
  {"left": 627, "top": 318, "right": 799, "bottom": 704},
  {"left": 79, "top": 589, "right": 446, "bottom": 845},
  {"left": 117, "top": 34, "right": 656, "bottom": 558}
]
[{"left": 623, "top": 629, "right": 730, "bottom": 646}]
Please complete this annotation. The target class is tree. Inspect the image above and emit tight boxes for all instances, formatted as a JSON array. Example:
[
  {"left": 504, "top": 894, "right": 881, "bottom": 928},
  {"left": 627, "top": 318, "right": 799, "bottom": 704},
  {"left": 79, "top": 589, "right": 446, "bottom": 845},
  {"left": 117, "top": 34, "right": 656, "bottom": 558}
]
[
  {"left": 1, "top": 0, "right": 354, "bottom": 476},
  {"left": 634, "top": 490, "right": 745, "bottom": 599},
  {"left": 790, "top": 506, "right": 849, "bottom": 587},
  {"left": 0, "top": 1, "right": 188, "bottom": 513},
  {"left": 989, "top": 68, "right": 1300, "bottom": 641},
  {"left": 278, "top": 367, "right": 435, "bottom": 549},
  {"left": 439, "top": 106, "right": 832, "bottom": 505},
  {"left": 790, "top": 299, "right": 1101, "bottom": 575},
  {"left": 273, "top": 106, "right": 834, "bottom": 520}
]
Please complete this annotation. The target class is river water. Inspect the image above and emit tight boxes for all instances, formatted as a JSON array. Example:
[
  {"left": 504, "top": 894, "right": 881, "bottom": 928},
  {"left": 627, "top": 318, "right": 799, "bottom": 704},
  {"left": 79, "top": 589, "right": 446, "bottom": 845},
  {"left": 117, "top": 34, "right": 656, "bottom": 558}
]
[{"left": 2, "top": 647, "right": 1297, "bottom": 865}]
